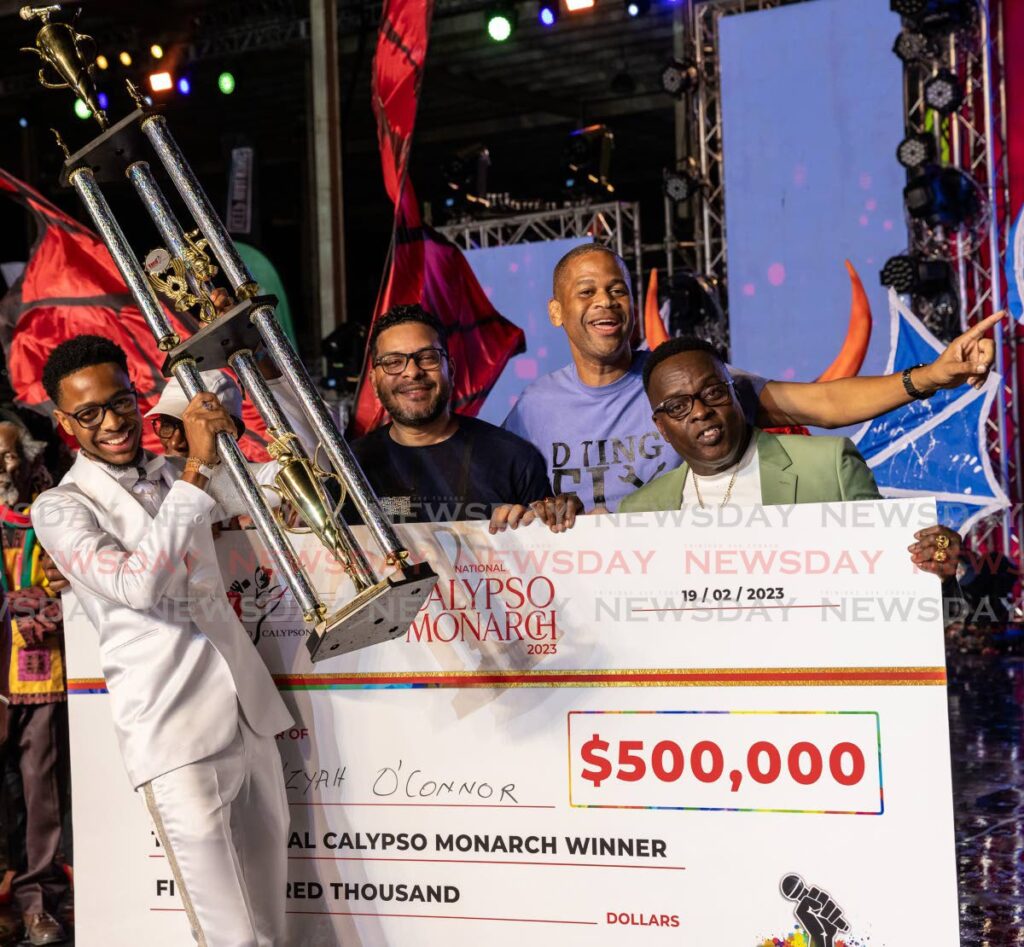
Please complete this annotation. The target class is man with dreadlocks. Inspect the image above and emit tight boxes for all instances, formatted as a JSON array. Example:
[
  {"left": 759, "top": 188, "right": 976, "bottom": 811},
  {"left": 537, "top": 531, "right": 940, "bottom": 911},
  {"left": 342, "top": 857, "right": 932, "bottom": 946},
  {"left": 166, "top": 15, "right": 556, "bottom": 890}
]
[{"left": 0, "top": 418, "right": 70, "bottom": 946}]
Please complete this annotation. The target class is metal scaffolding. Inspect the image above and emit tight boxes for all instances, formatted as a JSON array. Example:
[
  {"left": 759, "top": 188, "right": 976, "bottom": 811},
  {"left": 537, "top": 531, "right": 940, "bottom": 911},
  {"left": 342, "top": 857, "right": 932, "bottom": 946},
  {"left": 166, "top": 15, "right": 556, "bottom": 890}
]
[
  {"left": 437, "top": 201, "right": 644, "bottom": 295},
  {"left": 673, "top": 0, "right": 802, "bottom": 307},
  {"left": 899, "top": 0, "right": 1020, "bottom": 557}
]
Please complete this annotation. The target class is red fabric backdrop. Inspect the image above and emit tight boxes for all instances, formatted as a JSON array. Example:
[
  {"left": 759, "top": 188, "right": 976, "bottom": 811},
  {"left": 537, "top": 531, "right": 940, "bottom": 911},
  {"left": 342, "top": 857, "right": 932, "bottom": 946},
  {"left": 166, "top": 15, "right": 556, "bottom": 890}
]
[{"left": 0, "top": 168, "right": 273, "bottom": 459}]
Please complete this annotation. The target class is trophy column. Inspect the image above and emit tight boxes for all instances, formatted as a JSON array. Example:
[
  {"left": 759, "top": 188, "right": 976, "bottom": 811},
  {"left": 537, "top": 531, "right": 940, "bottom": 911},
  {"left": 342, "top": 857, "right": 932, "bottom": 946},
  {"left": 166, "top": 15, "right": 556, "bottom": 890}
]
[
  {"left": 140, "top": 115, "right": 410, "bottom": 568},
  {"left": 126, "top": 160, "right": 379, "bottom": 591},
  {"left": 67, "top": 163, "right": 326, "bottom": 623}
]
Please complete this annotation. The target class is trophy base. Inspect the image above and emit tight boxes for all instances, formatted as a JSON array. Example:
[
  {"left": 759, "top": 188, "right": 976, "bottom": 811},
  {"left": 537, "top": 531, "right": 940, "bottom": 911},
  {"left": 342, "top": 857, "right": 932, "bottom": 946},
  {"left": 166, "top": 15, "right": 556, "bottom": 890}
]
[
  {"left": 162, "top": 296, "right": 277, "bottom": 374},
  {"left": 306, "top": 561, "right": 438, "bottom": 662}
]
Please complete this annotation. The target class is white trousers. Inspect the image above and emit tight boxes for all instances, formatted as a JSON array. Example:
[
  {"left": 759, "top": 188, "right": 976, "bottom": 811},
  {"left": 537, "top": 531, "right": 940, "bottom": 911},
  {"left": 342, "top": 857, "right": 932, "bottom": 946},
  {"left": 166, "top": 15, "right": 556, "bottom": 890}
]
[{"left": 141, "top": 717, "right": 290, "bottom": 947}]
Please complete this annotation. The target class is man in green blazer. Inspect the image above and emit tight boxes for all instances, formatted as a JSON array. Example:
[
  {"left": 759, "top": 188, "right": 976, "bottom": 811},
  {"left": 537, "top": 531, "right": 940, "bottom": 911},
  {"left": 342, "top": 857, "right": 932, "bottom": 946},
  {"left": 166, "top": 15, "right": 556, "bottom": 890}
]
[{"left": 619, "top": 337, "right": 959, "bottom": 577}]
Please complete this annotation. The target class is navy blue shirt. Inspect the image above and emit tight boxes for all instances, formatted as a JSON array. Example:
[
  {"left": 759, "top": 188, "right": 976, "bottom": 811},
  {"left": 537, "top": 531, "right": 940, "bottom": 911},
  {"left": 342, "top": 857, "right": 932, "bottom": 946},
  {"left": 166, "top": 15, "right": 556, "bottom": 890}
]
[{"left": 351, "top": 416, "right": 553, "bottom": 524}]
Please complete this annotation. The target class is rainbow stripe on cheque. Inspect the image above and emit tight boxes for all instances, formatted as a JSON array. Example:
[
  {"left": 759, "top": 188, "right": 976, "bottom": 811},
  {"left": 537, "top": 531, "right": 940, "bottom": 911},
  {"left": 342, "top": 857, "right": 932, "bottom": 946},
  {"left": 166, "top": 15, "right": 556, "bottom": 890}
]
[{"left": 67, "top": 666, "right": 947, "bottom": 694}]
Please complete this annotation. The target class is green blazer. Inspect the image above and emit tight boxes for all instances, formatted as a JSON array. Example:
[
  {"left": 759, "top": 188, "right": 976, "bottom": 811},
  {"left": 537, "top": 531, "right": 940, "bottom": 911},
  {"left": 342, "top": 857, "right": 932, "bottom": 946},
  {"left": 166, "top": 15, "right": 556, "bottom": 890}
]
[{"left": 618, "top": 430, "right": 881, "bottom": 512}]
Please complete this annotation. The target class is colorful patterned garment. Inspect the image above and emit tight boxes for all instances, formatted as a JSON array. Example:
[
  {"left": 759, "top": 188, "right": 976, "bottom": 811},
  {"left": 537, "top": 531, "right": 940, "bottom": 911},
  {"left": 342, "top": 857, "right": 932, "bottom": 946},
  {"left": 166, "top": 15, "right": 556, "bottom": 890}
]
[{"left": 0, "top": 504, "right": 64, "bottom": 705}]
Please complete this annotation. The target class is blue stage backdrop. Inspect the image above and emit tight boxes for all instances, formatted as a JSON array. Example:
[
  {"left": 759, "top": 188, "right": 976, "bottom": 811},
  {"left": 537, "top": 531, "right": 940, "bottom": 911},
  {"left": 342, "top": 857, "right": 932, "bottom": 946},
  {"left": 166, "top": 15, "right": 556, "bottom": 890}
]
[
  {"left": 853, "top": 292, "right": 1009, "bottom": 534},
  {"left": 467, "top": 237, "right": 590, "bottom": 426},
  {"left": 720, "top": 0, "right": 904, "bottom": 388}
]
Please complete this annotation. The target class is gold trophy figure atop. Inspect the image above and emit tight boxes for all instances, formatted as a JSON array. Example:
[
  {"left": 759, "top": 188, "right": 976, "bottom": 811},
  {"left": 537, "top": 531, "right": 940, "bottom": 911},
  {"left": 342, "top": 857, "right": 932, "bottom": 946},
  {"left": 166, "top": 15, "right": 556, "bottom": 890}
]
[{"left": 20, "top": 5, "right": 108, "bottom": 128}]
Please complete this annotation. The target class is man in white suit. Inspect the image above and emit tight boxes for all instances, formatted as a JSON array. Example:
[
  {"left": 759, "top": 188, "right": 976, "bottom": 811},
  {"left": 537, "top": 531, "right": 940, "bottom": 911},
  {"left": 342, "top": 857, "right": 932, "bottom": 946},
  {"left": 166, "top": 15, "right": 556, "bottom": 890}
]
[{"left": 31, "top": 336, "right": 292, "bottom": 947}]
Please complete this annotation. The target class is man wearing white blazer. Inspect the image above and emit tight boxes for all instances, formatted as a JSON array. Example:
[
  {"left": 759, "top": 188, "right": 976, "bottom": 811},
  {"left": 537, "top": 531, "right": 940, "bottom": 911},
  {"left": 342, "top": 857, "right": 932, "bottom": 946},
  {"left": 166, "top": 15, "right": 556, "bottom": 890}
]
[{"left": 31, "top": 336, "right": 293, "bottom": 947}]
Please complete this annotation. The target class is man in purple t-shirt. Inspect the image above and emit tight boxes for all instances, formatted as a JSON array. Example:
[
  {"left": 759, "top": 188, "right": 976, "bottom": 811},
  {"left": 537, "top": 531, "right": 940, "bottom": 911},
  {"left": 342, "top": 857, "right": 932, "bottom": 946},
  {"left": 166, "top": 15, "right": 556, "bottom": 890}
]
[{"left": 504, "top": 244, "right": 1000, "bottom": 511}]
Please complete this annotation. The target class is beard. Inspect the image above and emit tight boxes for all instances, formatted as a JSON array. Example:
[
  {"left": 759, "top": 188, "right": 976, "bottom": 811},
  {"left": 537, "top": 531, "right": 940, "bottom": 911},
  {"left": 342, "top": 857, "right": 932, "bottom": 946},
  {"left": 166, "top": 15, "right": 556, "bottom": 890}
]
[
  {"left": 0, "top": 478, "right": 20, "bottom": 508},
  {"left": 380, "top": 378, "right": 451, "bottom": 428}
]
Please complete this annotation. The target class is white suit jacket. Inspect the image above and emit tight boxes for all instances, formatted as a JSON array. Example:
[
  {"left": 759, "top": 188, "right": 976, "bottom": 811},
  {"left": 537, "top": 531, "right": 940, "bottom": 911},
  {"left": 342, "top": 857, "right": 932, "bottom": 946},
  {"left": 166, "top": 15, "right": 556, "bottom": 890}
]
[{"left": 32, "top": 452, "right": 293, "bottom": 787}]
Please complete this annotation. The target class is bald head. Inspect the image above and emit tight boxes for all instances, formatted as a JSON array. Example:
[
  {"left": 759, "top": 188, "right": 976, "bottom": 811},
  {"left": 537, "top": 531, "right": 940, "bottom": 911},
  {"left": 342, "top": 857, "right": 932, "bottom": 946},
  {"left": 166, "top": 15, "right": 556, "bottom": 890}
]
[{"left": 552, "top": 244, "right": 631, "bottom": 298}]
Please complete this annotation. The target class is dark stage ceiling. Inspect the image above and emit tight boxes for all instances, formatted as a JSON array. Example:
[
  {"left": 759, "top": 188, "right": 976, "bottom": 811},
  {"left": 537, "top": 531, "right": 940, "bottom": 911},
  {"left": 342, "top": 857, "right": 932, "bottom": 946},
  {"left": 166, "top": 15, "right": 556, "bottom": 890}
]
[{"left": 0, "top": 0, "right": 681, "bottom": 351}]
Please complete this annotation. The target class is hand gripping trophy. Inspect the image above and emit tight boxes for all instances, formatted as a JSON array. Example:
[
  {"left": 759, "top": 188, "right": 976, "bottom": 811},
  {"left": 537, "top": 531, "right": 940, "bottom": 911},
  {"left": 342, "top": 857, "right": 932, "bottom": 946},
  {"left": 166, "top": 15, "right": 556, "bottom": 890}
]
[{"left": 20, "top": 4, "right": 437, "bottom": 660}]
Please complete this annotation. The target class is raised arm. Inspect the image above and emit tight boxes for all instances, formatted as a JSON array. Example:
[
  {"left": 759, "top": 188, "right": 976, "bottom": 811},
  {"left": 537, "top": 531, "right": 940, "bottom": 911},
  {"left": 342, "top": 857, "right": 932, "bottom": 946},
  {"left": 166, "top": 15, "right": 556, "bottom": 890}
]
[
  {"left": 755, "top": 311, "right": 1004, "bottom": 429},
  {"left": 32, "top": 482, "right": 217, "bottom": 611}
]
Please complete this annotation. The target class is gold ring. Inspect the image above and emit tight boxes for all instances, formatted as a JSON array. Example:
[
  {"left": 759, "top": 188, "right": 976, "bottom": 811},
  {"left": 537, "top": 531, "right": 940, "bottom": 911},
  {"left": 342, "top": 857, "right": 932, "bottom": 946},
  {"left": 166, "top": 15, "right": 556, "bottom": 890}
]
[
  {"left": 933, "top": 549, "right": 948, "bottom": 563},
  {"left": 935, "top": 534, "right": 951, "bottom": 550}
]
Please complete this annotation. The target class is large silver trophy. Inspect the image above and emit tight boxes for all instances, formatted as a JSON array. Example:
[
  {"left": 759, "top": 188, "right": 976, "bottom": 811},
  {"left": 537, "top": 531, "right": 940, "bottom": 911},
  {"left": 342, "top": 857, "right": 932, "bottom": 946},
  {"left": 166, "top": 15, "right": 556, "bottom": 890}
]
[{"left": 20, "top": 4, "right": 436, "bottom": 661}]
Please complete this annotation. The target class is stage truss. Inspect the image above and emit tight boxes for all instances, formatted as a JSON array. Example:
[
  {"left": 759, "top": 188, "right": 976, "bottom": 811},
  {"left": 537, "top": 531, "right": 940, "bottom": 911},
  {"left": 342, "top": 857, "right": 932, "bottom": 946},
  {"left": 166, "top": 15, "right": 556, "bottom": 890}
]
[
  {"left": 682, "top": 0, "right": 1019, "bottom": 558},
  {"left": 899, "top": 0, "right": 1020, "bottom": 557},
  {"left": 671, "top": 0, "right": 802, "bottom": 307},
  {"left": 437, "top": 201, "right": 644, "bottom": 300}
]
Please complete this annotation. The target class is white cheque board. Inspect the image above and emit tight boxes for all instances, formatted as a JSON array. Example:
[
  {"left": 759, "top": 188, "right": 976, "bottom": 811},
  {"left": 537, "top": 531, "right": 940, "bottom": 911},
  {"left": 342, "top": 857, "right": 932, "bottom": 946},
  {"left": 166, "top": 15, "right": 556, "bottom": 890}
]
[{"left": 65, "top": 500, "right": 958, "bottom": 945}]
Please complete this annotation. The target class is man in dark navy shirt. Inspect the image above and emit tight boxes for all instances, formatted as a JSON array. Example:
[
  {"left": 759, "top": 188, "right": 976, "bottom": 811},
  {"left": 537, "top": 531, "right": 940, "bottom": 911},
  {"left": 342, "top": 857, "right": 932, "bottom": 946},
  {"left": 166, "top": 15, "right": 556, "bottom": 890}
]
[{"left": 351, "top": 305, "right": 578, "bottom": 532}]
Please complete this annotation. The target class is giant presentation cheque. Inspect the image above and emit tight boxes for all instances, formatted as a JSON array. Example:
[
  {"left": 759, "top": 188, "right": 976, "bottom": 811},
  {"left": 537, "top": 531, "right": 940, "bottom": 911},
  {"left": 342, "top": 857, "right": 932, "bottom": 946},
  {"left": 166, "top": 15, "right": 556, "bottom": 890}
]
[{"left": 65, "top": 498, "right": 959, "bottom": 945}]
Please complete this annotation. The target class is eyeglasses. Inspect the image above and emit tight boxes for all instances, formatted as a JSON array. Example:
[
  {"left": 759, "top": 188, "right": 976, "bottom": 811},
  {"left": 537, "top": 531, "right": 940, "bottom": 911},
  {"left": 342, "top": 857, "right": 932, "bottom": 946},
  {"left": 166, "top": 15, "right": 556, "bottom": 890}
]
[
  {"left": 151, "top": 415, "right": 184, "bottom": 438},
  {"left": 65, "top": 390, "right": 139, "bottom": 430},
  {"left": 373, "top": 347, "right": 447, "bottom": 375},
  {"left": 652, "top": 381, "right": 734, "bottom": 421}
]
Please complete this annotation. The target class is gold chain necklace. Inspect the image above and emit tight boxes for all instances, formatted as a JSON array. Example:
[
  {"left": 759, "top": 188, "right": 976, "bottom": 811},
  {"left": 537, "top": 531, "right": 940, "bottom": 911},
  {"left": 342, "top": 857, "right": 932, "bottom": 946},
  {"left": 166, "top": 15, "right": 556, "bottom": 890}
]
[{"left": 691, "top": 465, "right": 740, "bottom": 509}]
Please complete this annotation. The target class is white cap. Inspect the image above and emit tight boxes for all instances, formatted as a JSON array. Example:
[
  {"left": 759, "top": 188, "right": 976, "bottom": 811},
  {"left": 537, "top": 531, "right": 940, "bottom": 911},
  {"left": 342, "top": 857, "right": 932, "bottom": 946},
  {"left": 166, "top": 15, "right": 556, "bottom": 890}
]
[{"left": 145, "top": 370, "right": 245, "bottom": 430}]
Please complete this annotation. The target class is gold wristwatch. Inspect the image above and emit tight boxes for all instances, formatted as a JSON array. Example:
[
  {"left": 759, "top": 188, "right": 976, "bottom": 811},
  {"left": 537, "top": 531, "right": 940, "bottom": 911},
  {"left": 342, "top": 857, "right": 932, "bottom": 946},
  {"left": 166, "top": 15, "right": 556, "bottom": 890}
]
[{"left": 184, "top": 456, "right": 219, "bottom": 480}]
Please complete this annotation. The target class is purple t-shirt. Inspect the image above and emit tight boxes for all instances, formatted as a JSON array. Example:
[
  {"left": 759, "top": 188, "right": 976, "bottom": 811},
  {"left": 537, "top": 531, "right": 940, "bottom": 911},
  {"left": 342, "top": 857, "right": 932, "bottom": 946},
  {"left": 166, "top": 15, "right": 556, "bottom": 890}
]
[{"left": 502, "top": 350, "right": 767, "bottom": 511}]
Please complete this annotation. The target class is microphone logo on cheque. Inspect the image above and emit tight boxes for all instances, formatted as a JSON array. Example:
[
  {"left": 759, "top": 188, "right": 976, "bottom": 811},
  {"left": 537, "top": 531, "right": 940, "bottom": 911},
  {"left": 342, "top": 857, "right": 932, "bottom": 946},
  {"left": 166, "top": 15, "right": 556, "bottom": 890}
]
[{"left": 764, "top": 873, "right": 868, "bottom": 947}]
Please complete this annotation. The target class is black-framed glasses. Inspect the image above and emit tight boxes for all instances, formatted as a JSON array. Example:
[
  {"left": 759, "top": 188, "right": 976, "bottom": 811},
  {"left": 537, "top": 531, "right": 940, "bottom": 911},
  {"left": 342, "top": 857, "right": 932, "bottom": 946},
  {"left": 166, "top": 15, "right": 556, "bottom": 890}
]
[
  {"left": 652, "top": 381, "right": 734, "bottom": 421},
  {"left": 151, "top": 415, "right": 184, "bottom": 438},
  {"left": 66, "top": 389, "right": 139, "bottom": 430},
  {"left": 373, "top": 346, "right": 447, "bottom": 376}
]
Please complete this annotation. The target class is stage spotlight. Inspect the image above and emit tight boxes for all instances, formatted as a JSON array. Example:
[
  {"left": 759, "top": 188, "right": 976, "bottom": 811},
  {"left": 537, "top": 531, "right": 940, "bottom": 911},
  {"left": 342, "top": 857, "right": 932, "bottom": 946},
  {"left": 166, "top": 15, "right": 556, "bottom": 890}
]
[
  {"left": 661, "top": 59, "right": 699, "bottom": 98},
  {"left": 150, "top": 44, "right": 164, "bottom": 59},
  {"left": 879, "top": 254, "right": 919, "bottom": 294},
  {"left": 881, "top": 254, "right": 960, "bottom": 336},
  {"left": 95, "top": 54, "right": 109, "bottom": 70},
  {"left": 565, "top": 0, "right": 595, "bottom": 10},
  {"left": 893, "top": 29, "right": 933, "bottom": 63},
  {"left": 178, "top": 77, "right": 191, "bottom": 95},
  {"left": 539, "top": 1, "right": 558, "bottom": 26},
  {"left": 118, "top": 50, "right": 132, "bottom": 67},
  {"left": 896, "top": 133, "right": 935, "bottom": 170},
  {"left": 904, "top": 166, "right": 981, "bottom": 227},
  {"left": 18, "top": 117, "right": 28, "bottom": 129},
  {"left": 149, "top": 71, "right": 173, "bottom": 93},
  {"left": 73, "top": 98, "right": 91, "bottom": 120},
  {"left": 626, "top": 0, "right": 650, "bottom": 15},
  {"left": 218, "top": 71, "right": 236, "bottom": 95},
  {"left": 663, "top": 165, "right": 702, "bottom": 204},
  {"left": 891, "top": 0, "right": 975, "bottom": 33},
  {"left": 563, "top": 124, "right": 614, "bottom": 196},
  {"left": 486, "top": 4, "right": 517, "bottom": 41},
  {"left": 923, "top": 69, "right": 963, "bottom": 114},
  {"left": 97, "top": 92, "right": 109, "bottom": 110},
  {"left": 667, "top": 272, "right": 725, "bottom": 342}
]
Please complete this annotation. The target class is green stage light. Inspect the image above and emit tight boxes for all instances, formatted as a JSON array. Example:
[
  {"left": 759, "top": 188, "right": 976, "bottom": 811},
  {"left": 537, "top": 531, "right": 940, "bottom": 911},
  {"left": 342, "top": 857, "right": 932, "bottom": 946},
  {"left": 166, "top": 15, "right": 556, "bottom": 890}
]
[
  {"left": 73, "top": 97, "right": 91, "bottom": 120},
  {"left": 218, "top": 71, "right": 236, "bottom": 95},
  {"left": 486, "top": 5, "right": 517, "bottom": 41}
]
